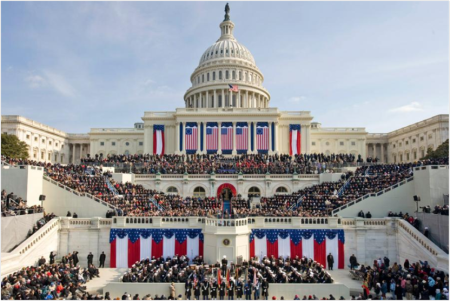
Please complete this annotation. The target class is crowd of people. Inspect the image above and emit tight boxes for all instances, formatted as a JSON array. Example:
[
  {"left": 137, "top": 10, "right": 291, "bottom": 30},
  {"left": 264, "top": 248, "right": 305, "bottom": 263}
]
[
  {"left": 352, "top": 257, "right": 449, "bottom": 300},
  {"left": 2, "top": 156, "right": 448, "bottom": 219},
  {"left": 421, "top": 205, "right": 449, "bottom": 216},
  {"left": 120, "top": 255, "right": 333, "bottom": 300},
  {"left": 1, "top": 190, "right": 44, "bottom": 217},
  {"left": 0, "top": 252, "right": 101, "bottom": 300},
  {"left": 80, "top": 153, "right": 358, "bottom": 175},
  {"left": 26, "top": 212, "right": 57, "bottom": 238}
]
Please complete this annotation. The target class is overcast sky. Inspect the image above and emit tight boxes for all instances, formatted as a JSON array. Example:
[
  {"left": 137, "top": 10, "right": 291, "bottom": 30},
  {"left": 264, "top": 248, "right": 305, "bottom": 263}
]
[{"left": 2, "top": 1, "right": 449, "bottom": 133}]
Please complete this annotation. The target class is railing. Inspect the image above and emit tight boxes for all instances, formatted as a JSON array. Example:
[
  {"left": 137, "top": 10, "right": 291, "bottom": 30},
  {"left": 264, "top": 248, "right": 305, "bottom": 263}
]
[
  {"left": 398, "top": 219, "right": 442, "bottom": 256},
  {"left": 2, "top": 208, "right": 44, "bottom": 216},
  {"left": 43, "top": 176, "right": 119, "bottom": 211},
  {"left": 16, "top": 217, "right": 60, "bottom": 256},
  {"left": 332, "top": 176, "right": 414, "bottom": 214},
  {"left": 413, "top": 165, "right": 449, "bottom": 171}
]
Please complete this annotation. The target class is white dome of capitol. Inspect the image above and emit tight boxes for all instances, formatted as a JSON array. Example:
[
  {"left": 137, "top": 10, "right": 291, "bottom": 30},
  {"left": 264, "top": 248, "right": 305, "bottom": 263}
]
[{"left": 199, "top": 38, "right": 256, "bottom": 66}]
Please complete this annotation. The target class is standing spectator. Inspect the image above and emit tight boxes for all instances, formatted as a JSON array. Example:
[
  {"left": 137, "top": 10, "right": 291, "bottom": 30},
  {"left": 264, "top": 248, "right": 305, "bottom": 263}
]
[
  {"left": 49, "top": 251, "right": 55, "bottom": 264},
  {"left": 73, "top": 251, "right": 79, "bottom": 266},
  {"left": 38, "top": 256, "right": 46, "bottom": 266},
  {"left": 87, "top": 252, "right": 94, "bottom": 266},
  {"left": 350, "top": 254, "right": 358, "bottom": 270},
  {"left": 99, "top": 251, "right": 106, "bottom": 268},
  {"left": 424, "top": 227, "right": 429, "bottom": 238},
  {"left": 327, "top": 253, "right": 334, "bottom": 271},
  {"left": 254, "top": 278, "right": 261, "bottom": 300}
]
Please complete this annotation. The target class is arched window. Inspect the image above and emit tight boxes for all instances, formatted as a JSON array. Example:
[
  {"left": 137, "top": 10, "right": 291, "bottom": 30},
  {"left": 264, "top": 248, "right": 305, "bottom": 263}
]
[
  {"left": 239, "top": 71, "right": 242, "bottom": 80},
  {"left": 248, "top": 187, "right": 261, "bottom": 197},
  {"left": 219, "top": 71, "right": 223, "bottom": 80},
  {"left": 124, "top": 150, "right": 130, "bottom": 155},
  {"left": 207, "top": 73, "right": 210, "bottom": 81},
  {"left": 213, "top": 72, "right": 216, "bottom": 80},
  {"left": 276, "top": 187, "right": 288, "bottom": 194},
  {"left": 193, "top": 187, "right": 206, "bottom": 198},
  {"left": 232, "top": 71, "right": 236, "bottom": 79},
  {"left": 167, "top": 186, "right": 178, "bottom": 194},
  {"left": 226, "top": 71, "right": 229, "bottom": 79}
]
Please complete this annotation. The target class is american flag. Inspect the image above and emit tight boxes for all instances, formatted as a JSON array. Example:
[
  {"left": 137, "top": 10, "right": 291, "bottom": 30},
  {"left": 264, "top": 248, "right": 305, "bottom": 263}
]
[
  {"left": 206, "top": 125, "right": 218, "bottom": 151},
  {"left": 256, "top": 125, "right": 269, "bottom": 151},
  {"left": 185, "top": 125, "right": 198, "bottom": 151},
  {"left": 228, "top": 84, "right": 239, "bottom": 92},
  {"left": 221, "top": 126, "right": 233, "bottom": 151},
  {"left": 236, "top": 124, "right": 248, "bottom": 151}
]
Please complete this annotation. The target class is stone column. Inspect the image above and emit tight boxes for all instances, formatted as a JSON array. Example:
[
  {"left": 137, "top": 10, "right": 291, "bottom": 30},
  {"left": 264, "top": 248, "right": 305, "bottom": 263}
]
[
  {"left": 197, "top": 123, "right": 201, "bottom": 152},
  {"left": 373, "top": 144, "right": 376, "bottom": 159},
  {"left": 381, "top": 144, "right": 385, "bottom": 163},
  {"left": 268, "top": 122, "right": 272, "bottom": 153},
  {"left": 237, "top": 90, "right": 241, "bottom": 108},
  {"left": 72, "top": 144, "right": 76, "bottom": 164},
  {"left": 275, "top": 122, "right": 279, "bottom": 153},
  {"left": 248, "top": 122, "right": 252, "bottom": 154},
  {"left": 218, "top": 122, "right": 222, "bottom": 154},
  {"left": 232, "top": 122, "right": 237, "bottom": 155},
  {"left": 149, "top": 125, "right": 154, "bottom": 155},
  {"left": 182, "top": 123, "right": 186, "bottom": 153},
  {"left": 214, "top": 90, "right": 217, "bottom": 108},
  {"left": 206, "top": 91, "right": 209, "bottom": 108},
  {"left": 203, "top": 123, "right": 207, "bottom": 154},
  {"left": 229, "top": 89, "right": 232, "bottom": 107},
  {"left": 253, "top": 122, "right": 257, "bottom": 154},
  {"left": 175, "top": 123, "right": 180, "bottom": 154},
  {"left": 222, "top": 90, "right": 225, "bottom": 108},
  {"left": 366, "top": 144, "right": 369, "bottom": 160},
  {"left": 246, "top": 90, "right": 249, "bottom": 108}
]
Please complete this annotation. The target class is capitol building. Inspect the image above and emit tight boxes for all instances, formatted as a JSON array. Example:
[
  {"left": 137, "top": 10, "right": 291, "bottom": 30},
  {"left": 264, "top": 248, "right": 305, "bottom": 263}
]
[
  {"left": 1, "top": 5, "right": 449, "bottom": 164},
  {"left": 1, "top": 4, "right": 449, "bottom": 300}
]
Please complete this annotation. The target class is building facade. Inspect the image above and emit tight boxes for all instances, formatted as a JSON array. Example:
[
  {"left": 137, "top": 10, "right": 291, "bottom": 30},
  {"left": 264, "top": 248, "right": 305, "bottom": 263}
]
[{"left": 1, "top": 8, "right": 448, "bottom": 164}]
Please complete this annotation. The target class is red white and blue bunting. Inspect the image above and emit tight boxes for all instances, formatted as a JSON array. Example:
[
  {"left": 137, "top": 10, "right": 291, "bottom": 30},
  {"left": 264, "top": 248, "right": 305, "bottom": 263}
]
[
  {"left": 109, "top": 229, "right": 204, "bottom": 268},
  {"left": 249, "top": 229, "right": 345, "bottom": 269}
]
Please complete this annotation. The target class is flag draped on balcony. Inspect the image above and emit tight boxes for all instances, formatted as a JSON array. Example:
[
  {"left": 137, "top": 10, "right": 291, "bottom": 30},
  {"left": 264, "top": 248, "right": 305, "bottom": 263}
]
[
  {"left": 289, "top": 124, "right": 301, "bottom": 156},
  {"left": 109, "top": 229, "right": 204, "bottom": 268},
  {"left": 256, "top": 122, "right": 269, "bottom": 153},
  {"left": 206, "top": 122, "right": 219, "bottom": 154},
  {"left": 236, "top": 122, "right": 248, "bottom": 154},
  {"left": 185, "top": 122, "right": 198, "bottom": 154},
  {"left": 221, "top": 122, "right": 233, "bottom": 154},
  {"left": 249, "top": 229, "right": 345, "bottom": 269},
  {"left": 153, "top": 125, "right": 165, "bottom": 155}
]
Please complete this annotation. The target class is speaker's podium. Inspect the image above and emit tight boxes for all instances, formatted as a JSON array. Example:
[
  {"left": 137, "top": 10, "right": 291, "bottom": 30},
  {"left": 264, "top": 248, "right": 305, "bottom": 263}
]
[{"left": 203, "top": 217, "right": 250, "bottom": 265}]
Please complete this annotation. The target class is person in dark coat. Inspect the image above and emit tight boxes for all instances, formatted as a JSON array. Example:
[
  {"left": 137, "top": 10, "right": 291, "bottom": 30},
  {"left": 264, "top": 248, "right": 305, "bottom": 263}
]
[
  {"left": 219, "top": 281, "right": 226, "bottom": 300},
  {"left": 261, "top": 279, "right": 269, "bottom": 300},
  {"left": 236, "top": 279, "right": 243, "bottom": 300},
  {"left": 38, "top": 256, "right": 46, "bottom": 266},
  {"left": 222, "top": 256, "right": 228, "bottom": 274},
  {"left": 201, "top": 280, "right": 210, "bottom": 300},
  {"left": 244, "top": 283, "right": 252, "bottom": 300},
  {"left": 395, "top": 283, "right": 403, "bottom": 300},
  {"left": 73, "top": 251, "right": 79, "bottom": 266},
  {"left": 327, "top": 253, "right": 334, "bottom": 271},
  {"left": 49, "top": 252, "right": 55, "bottom": 264},
  {"left": 194, "top": 282, "right": 201, "bottom": 300},
  {"left": 99, "top": 251, "right": 106, "bottom": 268},
  {"left": 350, "top": 254, "right": 357, "bottom": 270},
  {"left": 210, "top": 280, "right": 218, "bottom": 300},
  {"left": 87, "top": 252, "right": 94, "bottom": 266},
  {"left": 227, "top": 279, "right": 235, "bottom": 300},
  {"left": 185, "top": 280, "right": 192, "bottom": 300}
]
